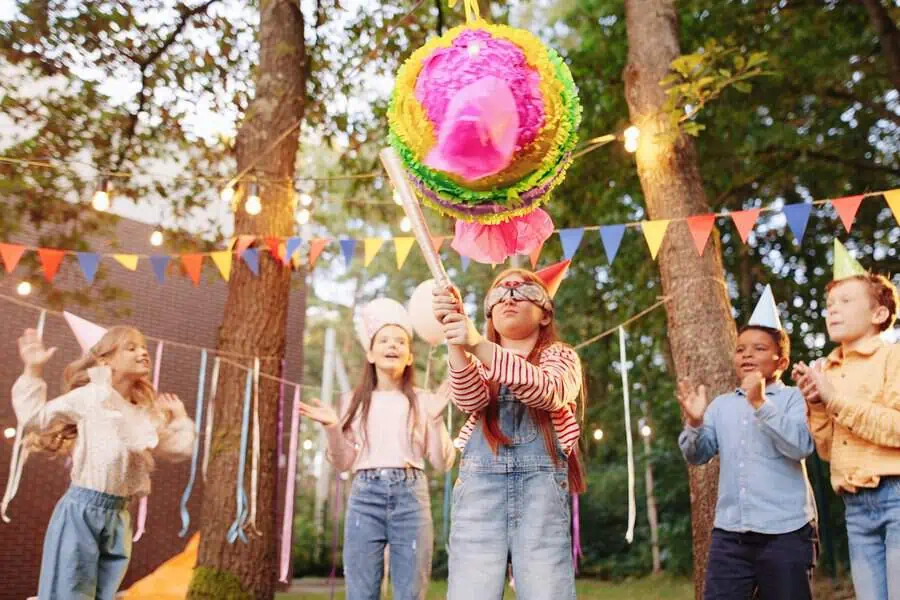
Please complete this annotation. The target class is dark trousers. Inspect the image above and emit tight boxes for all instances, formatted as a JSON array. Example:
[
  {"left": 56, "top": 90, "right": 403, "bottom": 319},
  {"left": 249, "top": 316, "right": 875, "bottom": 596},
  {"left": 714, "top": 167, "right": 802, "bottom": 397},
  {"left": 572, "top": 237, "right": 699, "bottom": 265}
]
[{"left": 704, "top": 524, "right": 817, "bottom": 600}]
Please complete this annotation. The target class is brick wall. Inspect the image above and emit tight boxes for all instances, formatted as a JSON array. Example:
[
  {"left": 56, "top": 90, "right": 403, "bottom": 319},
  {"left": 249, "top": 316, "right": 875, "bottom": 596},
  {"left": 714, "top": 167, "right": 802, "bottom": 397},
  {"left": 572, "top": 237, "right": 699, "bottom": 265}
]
[{"left": 0, "top": 215, "right": 307, "bottom": 599}]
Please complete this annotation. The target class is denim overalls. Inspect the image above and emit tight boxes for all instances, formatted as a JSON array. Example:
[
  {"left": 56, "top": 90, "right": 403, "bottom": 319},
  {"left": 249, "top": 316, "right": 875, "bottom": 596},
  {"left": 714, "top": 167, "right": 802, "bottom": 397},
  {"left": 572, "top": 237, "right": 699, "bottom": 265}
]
[{"left": 448, "top": 386, "right": 575, "bottom": 600}]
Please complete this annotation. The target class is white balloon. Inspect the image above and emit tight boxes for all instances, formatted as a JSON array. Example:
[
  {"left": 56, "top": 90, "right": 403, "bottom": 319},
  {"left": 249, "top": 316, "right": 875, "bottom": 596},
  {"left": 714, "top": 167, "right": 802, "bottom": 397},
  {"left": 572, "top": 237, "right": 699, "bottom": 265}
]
[{"left": 408, "top": 279, "right": 445, "bottom": 346}]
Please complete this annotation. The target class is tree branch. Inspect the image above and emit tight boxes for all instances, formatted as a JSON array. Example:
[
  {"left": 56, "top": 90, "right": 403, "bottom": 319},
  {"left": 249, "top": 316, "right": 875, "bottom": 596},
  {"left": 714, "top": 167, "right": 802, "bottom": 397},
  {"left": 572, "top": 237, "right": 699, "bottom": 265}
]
[
  {"left": 802, "top": 149, "right": 900, "bottom": 177},
  {"left": 857, "top": 0, "right": 900, "bottom": 92},
  {"left": 435, "top": 0, "right": 444, "bottom": 35}
]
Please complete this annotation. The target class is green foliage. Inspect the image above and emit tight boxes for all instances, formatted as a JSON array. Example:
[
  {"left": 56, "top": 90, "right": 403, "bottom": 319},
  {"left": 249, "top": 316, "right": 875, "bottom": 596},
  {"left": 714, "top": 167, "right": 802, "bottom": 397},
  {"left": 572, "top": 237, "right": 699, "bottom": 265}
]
[{"left": 189, "top": 566, "right": 253, "bottom": 600}]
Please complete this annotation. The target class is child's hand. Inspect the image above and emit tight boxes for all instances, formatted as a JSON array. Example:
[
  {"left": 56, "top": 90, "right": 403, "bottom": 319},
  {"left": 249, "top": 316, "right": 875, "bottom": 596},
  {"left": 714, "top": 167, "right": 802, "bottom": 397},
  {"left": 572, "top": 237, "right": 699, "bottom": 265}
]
[
  {"left": 298, "top": 398, "right": 339, "bottom": 427},
  {"left": 677, "top": 379, "right": 708, "bottom": 428},
  {"left": 18, "top": 329, "right": 56, "bottom": 375},
  {"left": 799, "top": 364, "right": 836, "bottom": 405},
  {"left": 432, "top": 285, "right": 461, "bottom": 324},
  {"left": 441, "top": 312, "right": 481, "bottom": 350},
  {"left": 792, "top": 362, "right": 822, "bottom": 404},
  {"left": 157, "top": 393, "right": 188, "bottom": 421},
  {"left": 740, "top": 371, "right": 766, "bottom": 409}
]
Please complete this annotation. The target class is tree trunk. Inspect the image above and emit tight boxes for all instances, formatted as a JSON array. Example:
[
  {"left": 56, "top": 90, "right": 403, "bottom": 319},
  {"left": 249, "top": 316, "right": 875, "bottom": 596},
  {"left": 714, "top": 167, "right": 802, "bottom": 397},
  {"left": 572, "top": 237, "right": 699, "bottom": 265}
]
[
  {"left": 187, "top": 0, "right": 306, "bottom": 598},
  {"left": 622, "top": 2, "right": 737, "bottom": 598},
  {"left": 859, "top": 0, "right": 900, "bottom": 92}
]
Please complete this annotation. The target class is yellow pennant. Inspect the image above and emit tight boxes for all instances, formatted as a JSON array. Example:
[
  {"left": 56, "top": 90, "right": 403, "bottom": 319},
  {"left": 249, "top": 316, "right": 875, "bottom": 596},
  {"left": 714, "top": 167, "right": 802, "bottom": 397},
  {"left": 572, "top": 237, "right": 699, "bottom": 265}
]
[
  {"left": 884, "top": 189, "right": 900, "bottom": 226},
  {"left": 641, "top": 220, "right": 670, "bottom": 260},
  {"left": 211, "top": 250, "right": 233, "bottom": 281},
  {"left": 364, "top": 238, "right": 384, "bottom": 267},
  {"left": 113, "top": 254, "right": 139, "bottom": 271},
  {"left": 394, "top": 237, "right": 415, "bottom": 270}
]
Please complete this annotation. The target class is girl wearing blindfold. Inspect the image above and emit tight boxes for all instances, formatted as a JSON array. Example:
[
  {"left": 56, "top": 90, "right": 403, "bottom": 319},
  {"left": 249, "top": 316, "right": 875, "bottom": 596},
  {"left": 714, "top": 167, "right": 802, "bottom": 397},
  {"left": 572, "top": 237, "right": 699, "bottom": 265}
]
[{"left": 432, "top": 265, "right": 584, "bottom": 600}]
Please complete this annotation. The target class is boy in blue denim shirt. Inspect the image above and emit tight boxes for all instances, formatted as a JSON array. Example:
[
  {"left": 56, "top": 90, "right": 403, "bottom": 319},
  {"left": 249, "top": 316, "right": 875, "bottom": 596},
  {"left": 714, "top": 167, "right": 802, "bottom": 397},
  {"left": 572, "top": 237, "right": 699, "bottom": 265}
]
[{"left": 678, "top": 285, "right": 817, "bottom": 599}]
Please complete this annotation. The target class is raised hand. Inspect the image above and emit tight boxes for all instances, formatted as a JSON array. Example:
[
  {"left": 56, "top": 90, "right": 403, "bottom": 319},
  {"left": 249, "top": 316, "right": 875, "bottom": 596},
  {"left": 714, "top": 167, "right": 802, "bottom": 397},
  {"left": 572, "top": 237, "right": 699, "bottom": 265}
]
[
  {"left": 441, "top": 312, "right": 481, "bottom": 349},
  {"left": 18, "top": 328, "right": 56, "bottom": 375},
  {"left": 432, "top": 285, "right": 461, "bottom": 324},
  {"left": 157, "top": 393, "right": 188, "bottom": 421},
  {"left": 792, "top": 362, "right": 821, "bottom": 404},
  {"left": 677, "top": 379, "right": 708, "bottom": 428},
  {"left": 298, "top": 398, "right": 340, "bottom": 427},
  {"left": 740, "top": 370, "right": 766, "bottom": 409}
]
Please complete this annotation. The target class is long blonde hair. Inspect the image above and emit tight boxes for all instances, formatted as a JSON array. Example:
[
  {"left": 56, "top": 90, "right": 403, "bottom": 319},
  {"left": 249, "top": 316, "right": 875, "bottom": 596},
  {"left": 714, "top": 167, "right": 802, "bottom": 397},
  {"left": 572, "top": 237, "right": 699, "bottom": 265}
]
[{"left": 26, "top": 326, "right": 157, "bottom": 456}]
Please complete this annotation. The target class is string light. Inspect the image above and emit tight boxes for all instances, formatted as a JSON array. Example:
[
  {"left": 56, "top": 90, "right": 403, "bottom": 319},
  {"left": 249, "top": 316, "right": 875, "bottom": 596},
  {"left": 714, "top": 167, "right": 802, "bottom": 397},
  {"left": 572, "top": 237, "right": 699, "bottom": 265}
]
[
  {"left": 593, "top": 428, "right": 604, "bottom": 441},
  {"left": 299, "top": 193, "right": 313, "bottom": 207},
  {"left": 3, "top": 427, "right": 14, "bottom": 439},
  {"left": 220, "top": 184, "right": 235, "bottom": 205},
  {"left": 92, "top": 179, "right": 111, "bottom": 211},
  {"left": 400, "top": 217, "right": 412, "bottom": 232},
  {"left": 150, "top": 229, "right": 164, "bottom": 246},
  {"left": 302, "top": 439, "right": 313, "bottom": 451},
  {"left": 297, "top": 208, "right": 311, "bottom": 225},
  {"left": 245, "top": 183, "right": 262, "bottom": 215},
  {"left": 16, "top": 281, "right": 31, "bottom": 296},
  {"left": 640, "top": 424, "right": 652, "bottom": 438},
  {"left": 393, "top": 191, "right": 403, "bottom": 206},
  {"left": 623, "top": 126, "right": 640, "bottom": 153}
]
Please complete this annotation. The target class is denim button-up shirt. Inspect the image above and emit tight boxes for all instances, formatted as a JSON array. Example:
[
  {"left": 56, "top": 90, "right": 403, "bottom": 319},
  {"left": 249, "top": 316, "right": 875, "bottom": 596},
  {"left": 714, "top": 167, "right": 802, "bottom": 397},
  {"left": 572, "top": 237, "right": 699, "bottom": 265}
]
[{"left": 678, "top": 381, "right": 816, "bottom": 534}]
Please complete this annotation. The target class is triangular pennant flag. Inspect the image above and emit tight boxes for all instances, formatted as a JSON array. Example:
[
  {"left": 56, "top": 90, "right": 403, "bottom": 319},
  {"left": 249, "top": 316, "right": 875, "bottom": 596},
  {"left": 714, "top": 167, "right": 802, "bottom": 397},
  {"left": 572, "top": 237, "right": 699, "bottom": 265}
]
[
  {"left": 599, "top": 225, "right": 626, "bottom": 264},
  {"left": 150, "top": 256, "right": 170, "bottom": 283},
  {"left": 182, "top": 254, "right": 203, "bottom": 286},
  {"left": 285, "top": 237, "right": 303, "bottom": 261},
  {"left": 394, "top": 237, "right": 415, "bottom": 270},
  {"left": 460, "top": 254, "right": 471, "bottom": 273},
  {"left": 76, "top": 253, "right": 100, "bottom": 284},
  {"left": 309, "top": 239, "right": 328, "bottom": 268},
  {"left": 730, "top": 208, "right": 761, "bottom": 243},
  {"left": 528, "top": 243, "right": 543, "bottom": 269},
  {"left": 431, "top": 236, "right": 445, "bottom": 255},
  {"left": 0, "top": 243, "right": 25, "bottom": 273},
  {"left": 339, "top": 239, "right": 357, "bottom": 267},
  {"left": 640, "top": 220, "right": 670, "bottom": 260},
  {"left": 211, "top": 250, "right": 233, "bottom": 281},
  {"left": 241, "top": 248, "right": 260, "bottom": 276},
  {"left": 364, "top": 238, "right": 384, "bottom": 267},
  {"left": 885, "top": 189, "right": 900, "bottom": 225},
  {"left": 686, "top": 215, "right": 716, "bottom": 256},
  {"left": 832, "top": 194, "right": 864, "bottom": 233},
  {"left": 226, "top": 237, "right": 238, "bottom": 252},
  {"left": 833, "top": 239, "right": 866, "bottom": 281},
  {"left": 265, "top": 237, "right": 282, "bottom": 263},
  {"left": 235, "top": 235, "right": 255, "bottom": 256},
  {"left": 782, "top": 203, "right": 812, "bottom": 244},
  {"left": 113, "top": 254, "right": 139, "bottom": 271},
  {"left": 747, "top": 284, "right": 782, "bottom": 330},
  {"left": 558, "top": 228, "right": 585, "bottom": 260},
  {"left": 38, "top": 249, "right": 66, "bottom": 282}
]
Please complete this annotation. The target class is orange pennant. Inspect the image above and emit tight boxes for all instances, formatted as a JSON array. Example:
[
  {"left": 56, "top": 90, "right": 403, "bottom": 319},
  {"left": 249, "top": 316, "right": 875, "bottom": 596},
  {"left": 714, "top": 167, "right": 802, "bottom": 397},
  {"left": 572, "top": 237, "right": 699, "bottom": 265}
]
[
  {"left": 686, "top": 215, "right": 716, "bottom": 256},
  {"left": 182, "top": 254, "right": 204, "bottom": 286},
  {"left": 0, "top": 243, "right": 26, "bottom": 273},
  {"left": 431, "top": 236, "right": 445, "bottom": 254},
  {"left": 308, "top": 239, "right": 328, "bottom": 268},
  {"left": 529, "top": 243, "right": 543, "bottom": 269},
  {"left": 38, "top": 249, "right": 66, "bottom": 282},
  {"left": 235, "top": 235, "right": 256, "bottom": 256},
  {"left": 265, "top": 237, "right": 283, "bottom": 263},
  {"left": 730, "top": 208, "right": 761, "bottom": 243},
  {"left": 832, "top": 194, "right": 864, "bottom": 233}
]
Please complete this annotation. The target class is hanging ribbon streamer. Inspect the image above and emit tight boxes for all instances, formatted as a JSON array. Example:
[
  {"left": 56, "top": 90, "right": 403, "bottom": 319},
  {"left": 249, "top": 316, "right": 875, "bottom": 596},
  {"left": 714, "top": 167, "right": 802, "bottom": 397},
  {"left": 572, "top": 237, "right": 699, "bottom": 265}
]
[
  {"left": 0, "top": 310, "right": 47, "bottom": 522},
  {"left": 279, "top": 385, "right": 303, "bottom": 582},
  {"left": 227, "top": 369, "right": 253, "bottom": 544},
  {"left": 328, "top": 474, "right": 343, "bottom": 600},
  {"left": 442, "top": 401, "right": 453, "bottom": 548},
  {"left": 275, "top": 359, "right": 286, "bottom": 524},
  {"left": 448, "top": 0, "right": 481, "bottom": 22},
  {"left": 619, "top": 327, "right": 636, "bottom": 543},
  {"left": 202, "top": 357, "right": 220, "bottom": 482},
  {"left": 248, "top": 357, "right": 262, "bottom": 535},
  {"left": 134, "top": 340, "right": 164, "bottom": 542},
  {"left": 178, "top": 349, "right": 207, "bottom": 537},
  {"left": 572, "top": 494, "right": 584, "bottom": 572}
]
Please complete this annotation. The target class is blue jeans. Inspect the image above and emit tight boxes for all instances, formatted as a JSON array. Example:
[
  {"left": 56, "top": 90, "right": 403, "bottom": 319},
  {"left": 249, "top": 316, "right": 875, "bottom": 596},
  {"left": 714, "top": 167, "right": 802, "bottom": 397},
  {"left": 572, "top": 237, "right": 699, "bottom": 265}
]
[
  {"left": 38, "top": 486, "right": 131, "bottom": 600},
  {"left": 448, "top": 387, "right": 575, "bottom": 600},
  {"left": 843, "top": 476, "right": 900, "bottom": 600},
  {"left": 343, "top": 468, "right": 433, "bottom": 600}
]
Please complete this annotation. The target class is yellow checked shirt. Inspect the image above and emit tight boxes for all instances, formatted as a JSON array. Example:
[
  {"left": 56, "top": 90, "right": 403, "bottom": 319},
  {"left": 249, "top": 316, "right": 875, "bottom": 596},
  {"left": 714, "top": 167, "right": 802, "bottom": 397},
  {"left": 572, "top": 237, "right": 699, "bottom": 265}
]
[{"left": 807, "top": 337, "right": 900, "bottom": 494}]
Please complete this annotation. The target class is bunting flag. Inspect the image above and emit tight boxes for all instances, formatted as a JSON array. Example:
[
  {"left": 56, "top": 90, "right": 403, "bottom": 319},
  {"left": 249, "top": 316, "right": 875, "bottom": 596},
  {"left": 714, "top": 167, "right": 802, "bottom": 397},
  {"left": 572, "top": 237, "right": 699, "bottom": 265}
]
[
  {"left": 431, "top": 236, "right": 445, "bottom": 255},
  {"left": 832, "top": 194, "right": 864, "bottom": 233},
  {"left": 559, "top": 228, "right": 585, "bottom": 260},
  {"left": 599, "top": 225, "right": 626, "bottom": 264},
  {"left": 394, "top": 237, "right": 415, "bottom": 269},
  {"left": 460, "top": 254, "right": 471, "bottom": 273},
  {"left": 730, "top": 208, "right": 761, "bottom": 243},
  {"left": 150, "top": 256, "right": 170, "bottom": 283},
  {"left": 886, "top": 189, "right": 900, "bottom": 225},
  {"left": 339, "top": 239, "right": 356, "bottom": 267},
  {"left": 235, "top": 235, "right": 255, "bottom": 256},
  {"left": 309, "top": 239, "right": 328, "bottom": 268},
  {"left": 0, "top": 243, "right": 25, "bottom": 273},
  {"left": 182, "top": 254, "right": 204, "bottom": 286},
  {"left": 529, "top": 243, "right": 544, "bottom": 268},
  {"left": 285, "top": 237, "right": 303, "bottom": 262},
  {"left": 686, "top": 215, "right": 716, "bottom": 256},
  {"left": 113, "top": 254, "right": 139, "bottom": 271},
  {"left": 38, "top": 249, "right": 65, "bottom": 282},
  {"left": 783, "top": 203, "right": 813, "bottom": 244},
  {"left": 211, "top": 251, "right": 233, "bottom": 282},
  {"left": 363, "top": 238, "right": 384, "bottom": 267},
  {"left": 265, "top": 237, "right": 282, "bottom": 263},
  {"left": 641, "top": 220, "right": 670, "bottom": 260},
  {"left": 76, "top": 253, "right": 100, "bottom": 284},
  {"left": 241, "top": 249, "right": 259, "bottom": 276}
]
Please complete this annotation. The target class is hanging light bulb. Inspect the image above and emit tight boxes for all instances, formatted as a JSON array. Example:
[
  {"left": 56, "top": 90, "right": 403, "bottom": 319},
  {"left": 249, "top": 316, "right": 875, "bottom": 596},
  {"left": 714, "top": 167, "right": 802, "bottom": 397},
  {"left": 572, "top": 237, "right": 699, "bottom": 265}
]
[
  {"left": 299, "top": 192, "right": 313, "bottom": 207},
  {"left": 3, "top": 427, "right": 15, "bottom": 439},
  {"left": 220, "top": 184, "right": 235, "bottom": 205},
  {"left": 92, "top": 179, "right": 111, "bottom": 211},
  {"left": 16, "top": 281, "right": 32, "bottom": 296},
  {"left": 393, "top": 190, "right": 403, "bottom": 206},
  {"left": 150, "top": 229, "right": 164, "bottom": 247},
  {"left": 302, "top": 439, "right": 313, "bottom": 451},
  {"left": 593, "top": 428, "right": 604, "bottom": 441},
  {"left": 297, "top": 208, "right": 311, "bottom": 225},
  {"left": 400, "top": 217, "right": 412, "bottom": 232},
  {"left": 640, "top": 424, "right": 652, "bottom": 438},
  {"left": 245, "top": 183, "right": 262, "bottom": 215},
  {"left": 623, "top": 125, "right": 640, "bottom": 153}
]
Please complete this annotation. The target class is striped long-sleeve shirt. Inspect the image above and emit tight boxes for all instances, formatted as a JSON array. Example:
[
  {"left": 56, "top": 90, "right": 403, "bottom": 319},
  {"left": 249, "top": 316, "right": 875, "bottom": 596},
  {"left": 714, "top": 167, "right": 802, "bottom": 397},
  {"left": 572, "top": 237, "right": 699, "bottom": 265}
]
[{"left": 448, "top": 342, "right": 583, "bottom": 455}]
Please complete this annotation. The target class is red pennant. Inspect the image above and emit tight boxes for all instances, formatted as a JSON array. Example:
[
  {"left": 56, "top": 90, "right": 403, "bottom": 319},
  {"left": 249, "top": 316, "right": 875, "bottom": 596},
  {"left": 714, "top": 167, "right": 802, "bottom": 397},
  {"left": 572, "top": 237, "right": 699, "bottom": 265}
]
[
  {"left": 0, "top": 243, "right": 26, "bottom": 273},
  {"left": 730, "top": 208, "right": 761, "bottom": 243},
  {"left": 38, "top": 249, "right": 66, "bottom": 282},
  {"left": 309, "top": 239, "right": 328, "bottom": 268},
  {"left": 235, "top": 235, "right": 256, "bottom": 256},
  {"left": 431, "top": 236, "right": 445, "bottom": 254},
  {"left": 686, "top": 215, "right": 716, "bottom": 256},
  {"left": 529, "top": 243, "right": 544, "bottom": 269},
  {"left": 832, "top": 195, "right": 864, "bottom": 233},
  {"left": 182, "top": 254, "right": 204, "bottom": 286},
  {"left": 265, "top": 237, "right": 284, "bottom": 264}
]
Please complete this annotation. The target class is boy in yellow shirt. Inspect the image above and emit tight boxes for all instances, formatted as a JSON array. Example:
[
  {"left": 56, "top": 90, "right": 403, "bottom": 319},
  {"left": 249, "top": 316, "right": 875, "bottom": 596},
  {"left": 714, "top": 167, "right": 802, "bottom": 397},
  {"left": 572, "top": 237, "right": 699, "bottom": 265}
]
[{"left": 794, "top": 241, "right": 900, "bottom": 600}]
